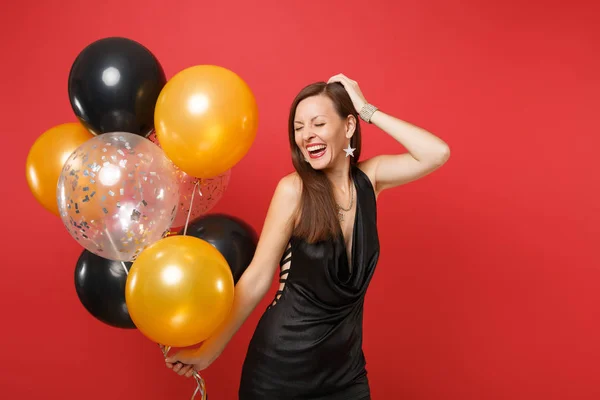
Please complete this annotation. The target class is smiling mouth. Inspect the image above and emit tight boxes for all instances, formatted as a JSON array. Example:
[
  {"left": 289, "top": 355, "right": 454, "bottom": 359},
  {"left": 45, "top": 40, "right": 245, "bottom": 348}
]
[{"left": 306, "top": 144, "right": 327, "bottom": 159}]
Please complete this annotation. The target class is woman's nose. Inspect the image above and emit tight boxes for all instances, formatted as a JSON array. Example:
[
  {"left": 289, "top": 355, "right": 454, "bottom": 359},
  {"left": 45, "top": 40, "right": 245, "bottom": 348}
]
[{"left": 302, "top": 128, "right": 316, "bottom": 141}]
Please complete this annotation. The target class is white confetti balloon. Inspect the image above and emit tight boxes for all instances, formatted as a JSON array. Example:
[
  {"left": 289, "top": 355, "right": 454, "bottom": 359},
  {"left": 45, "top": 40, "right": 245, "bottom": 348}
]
[{"left": 57, "top": 132, "right": 179, "bottom": 261}]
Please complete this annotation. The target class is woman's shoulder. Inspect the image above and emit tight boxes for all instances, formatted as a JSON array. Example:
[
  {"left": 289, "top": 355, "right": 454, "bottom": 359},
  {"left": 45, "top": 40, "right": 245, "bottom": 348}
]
[
  {"left": 272, "top": 172, "right": 303, "bottom": 227},
  {"left": 356, "top": 160, "right": 378, "bottom": 195},
  {"left": 270, "top": 172, "right": 302, "bottom": 212},
  {"left": 276, "top": 171, "right": 302, "bottom": 198}
]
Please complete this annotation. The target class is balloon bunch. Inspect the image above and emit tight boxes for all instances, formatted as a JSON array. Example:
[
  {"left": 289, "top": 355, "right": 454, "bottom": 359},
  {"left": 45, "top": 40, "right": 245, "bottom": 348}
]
[{"left": 25, "top": 37, "right": 259, "bottom": 398}]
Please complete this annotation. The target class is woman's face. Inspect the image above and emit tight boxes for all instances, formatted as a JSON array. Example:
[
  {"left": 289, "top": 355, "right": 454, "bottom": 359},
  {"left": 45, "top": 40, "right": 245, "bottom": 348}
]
[{"left": 293, "top": 94, "right": 354, "bottom": 170}]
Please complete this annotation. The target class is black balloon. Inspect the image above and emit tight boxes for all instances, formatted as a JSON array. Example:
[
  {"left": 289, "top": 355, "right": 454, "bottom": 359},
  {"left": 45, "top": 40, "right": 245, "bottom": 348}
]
[
  {"left": 74, "top": 250, "right": 136, "bottom": 329},
  {"left": 181, "top": 214, "right": 258, "bottom": 284},
  {"left": 68, "top": 37, "right": 166, "bottom": 137}
]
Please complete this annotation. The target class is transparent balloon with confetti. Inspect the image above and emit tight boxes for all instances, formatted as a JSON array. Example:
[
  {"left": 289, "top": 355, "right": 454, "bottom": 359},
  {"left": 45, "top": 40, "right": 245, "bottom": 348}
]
[{"left": 56, "top": 132, "right": 180, "bottom": 261}]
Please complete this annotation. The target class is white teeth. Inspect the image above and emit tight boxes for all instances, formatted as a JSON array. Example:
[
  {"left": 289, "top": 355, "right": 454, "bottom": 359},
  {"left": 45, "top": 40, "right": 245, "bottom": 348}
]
[{"left": 307, "top": 144, "right": 326, "bottom": 152}]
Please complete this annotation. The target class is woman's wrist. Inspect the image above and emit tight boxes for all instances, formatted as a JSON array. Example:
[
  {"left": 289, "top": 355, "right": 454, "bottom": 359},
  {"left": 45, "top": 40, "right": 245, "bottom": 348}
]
[{"left": 358, "top": 103, "right": 379, "bottom": 124}]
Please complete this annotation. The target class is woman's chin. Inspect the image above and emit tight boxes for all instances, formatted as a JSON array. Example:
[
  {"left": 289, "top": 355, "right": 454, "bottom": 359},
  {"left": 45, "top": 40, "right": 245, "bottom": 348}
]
[{"left": 307, "top": 153, "right": 344, "bottom": 171}]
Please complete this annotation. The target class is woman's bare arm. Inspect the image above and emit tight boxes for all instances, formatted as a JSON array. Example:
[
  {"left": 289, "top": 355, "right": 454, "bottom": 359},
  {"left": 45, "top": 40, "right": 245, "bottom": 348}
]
[{"left": 165, "top": 173, "right": 302, "bottom": 374}]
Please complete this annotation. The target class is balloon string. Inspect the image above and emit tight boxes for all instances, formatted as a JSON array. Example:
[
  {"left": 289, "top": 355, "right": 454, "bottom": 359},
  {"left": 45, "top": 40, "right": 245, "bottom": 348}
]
[
  {"left": 182, "top": 180, "right": 202, "bottom": 236},
  {"left": 161, "top": 181, "right": 207, "bottom": 398},
  {"left": 160, "top": 344, "right": 206, "bottom": 400},
  {"left": 120, "top": 261, "right": 128, "bottom": 276}
]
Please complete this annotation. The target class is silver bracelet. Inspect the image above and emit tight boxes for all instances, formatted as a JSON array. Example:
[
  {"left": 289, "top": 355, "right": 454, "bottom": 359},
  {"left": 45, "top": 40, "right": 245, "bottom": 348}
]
[{"left": 359, "top": 103, "right": 378, "bottom": 123}]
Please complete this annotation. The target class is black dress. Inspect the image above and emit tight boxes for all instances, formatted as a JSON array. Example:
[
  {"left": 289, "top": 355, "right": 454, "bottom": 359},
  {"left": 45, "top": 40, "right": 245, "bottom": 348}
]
[{"left": 239, "top": 165, "right": 380, "bottom": 400}]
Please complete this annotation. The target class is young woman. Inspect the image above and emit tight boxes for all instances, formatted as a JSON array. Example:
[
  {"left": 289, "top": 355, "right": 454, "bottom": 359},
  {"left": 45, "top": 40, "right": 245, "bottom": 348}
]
[{"left": 165, "top": 74, "right": 451, "bottom": 399}]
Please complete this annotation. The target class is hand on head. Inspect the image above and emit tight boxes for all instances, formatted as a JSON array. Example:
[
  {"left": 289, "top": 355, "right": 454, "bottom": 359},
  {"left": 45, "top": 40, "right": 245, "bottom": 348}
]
[{"left": 327, "top": 73, "right": 368, "bottom": 113}]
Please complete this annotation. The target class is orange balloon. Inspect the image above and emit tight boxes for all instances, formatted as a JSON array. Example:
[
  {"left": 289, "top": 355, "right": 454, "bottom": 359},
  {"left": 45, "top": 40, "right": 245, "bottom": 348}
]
[
  {"left": 155, "top": 65, "right": 258, "bottom": 178},
  {"left": 25, "top": 122, "right": 94, "bottom": 215},
  {"left": 125, "top": 235, "right": 235, "bottom": 347}
]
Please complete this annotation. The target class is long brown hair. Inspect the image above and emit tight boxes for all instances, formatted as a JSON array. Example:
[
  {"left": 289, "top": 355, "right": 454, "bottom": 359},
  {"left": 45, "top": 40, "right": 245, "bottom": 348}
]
[{"left": 288, "top": 82, "right": 362, "bottom": 243}]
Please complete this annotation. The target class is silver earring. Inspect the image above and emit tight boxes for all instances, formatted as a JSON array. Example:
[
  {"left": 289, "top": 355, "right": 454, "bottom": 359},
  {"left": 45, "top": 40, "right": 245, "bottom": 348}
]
[{"left": 343, "top": 142, "right": 356, "bottom": 158}]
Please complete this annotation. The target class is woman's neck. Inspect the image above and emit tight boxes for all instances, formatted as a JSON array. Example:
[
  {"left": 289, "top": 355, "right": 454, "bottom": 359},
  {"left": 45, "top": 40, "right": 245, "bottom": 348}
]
[{"left": 324, "top": 162, "right": 352, "bottom": 193}]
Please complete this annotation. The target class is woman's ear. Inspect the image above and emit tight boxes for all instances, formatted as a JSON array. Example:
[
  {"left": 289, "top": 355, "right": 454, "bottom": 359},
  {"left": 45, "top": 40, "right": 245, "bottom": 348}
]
[{"left": 345, "top": 115, "right": 357, "bottom": 139}]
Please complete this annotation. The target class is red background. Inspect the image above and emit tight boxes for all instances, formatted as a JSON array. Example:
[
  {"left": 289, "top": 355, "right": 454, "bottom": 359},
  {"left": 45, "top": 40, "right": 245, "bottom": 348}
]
[{"left": 2, "top": 0, "right": 599, "bottom": 398}]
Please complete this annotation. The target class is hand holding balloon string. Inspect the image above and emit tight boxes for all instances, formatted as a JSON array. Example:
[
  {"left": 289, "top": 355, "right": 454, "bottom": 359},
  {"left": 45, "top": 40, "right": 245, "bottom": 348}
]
[{"left": 161, "top": 344, "right": 206, "bottom": 399}]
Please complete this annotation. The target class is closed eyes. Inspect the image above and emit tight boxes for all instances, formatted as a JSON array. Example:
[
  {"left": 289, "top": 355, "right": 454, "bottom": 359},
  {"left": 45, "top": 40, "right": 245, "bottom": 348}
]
[{"left": 294, "top": 123, "right": 325, "bottom": 132}]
